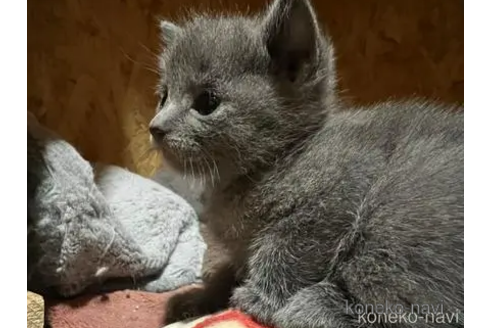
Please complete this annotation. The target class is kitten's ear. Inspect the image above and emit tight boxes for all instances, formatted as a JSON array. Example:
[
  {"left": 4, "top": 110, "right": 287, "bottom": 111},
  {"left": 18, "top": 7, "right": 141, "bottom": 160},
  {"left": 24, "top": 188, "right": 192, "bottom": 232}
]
[
  {"left": 159, "top": 20, "right": 182, "bottom": 45},
  {"left": 262, "top": 0, "right": 321, "bottom": 81}
]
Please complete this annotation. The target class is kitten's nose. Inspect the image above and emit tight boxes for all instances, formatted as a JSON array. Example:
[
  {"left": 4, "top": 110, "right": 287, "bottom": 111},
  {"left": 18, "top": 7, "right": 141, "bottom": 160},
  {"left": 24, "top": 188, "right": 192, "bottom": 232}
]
[{"left": 149, "top": 125, "right": 167, "bottom": 140}]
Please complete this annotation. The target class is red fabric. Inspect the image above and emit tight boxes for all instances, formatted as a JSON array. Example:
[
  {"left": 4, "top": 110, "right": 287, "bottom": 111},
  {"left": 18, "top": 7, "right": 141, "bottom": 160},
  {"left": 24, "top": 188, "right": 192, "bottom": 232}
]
[
  {"left": 193, "top": 310, "right": 269, "bottom": 328},
  {"left": 46, "top": 288, "right": 269, "bottom": 328},
  {"left": 46, "top": 287, "right": 198, "bottom": 328}
]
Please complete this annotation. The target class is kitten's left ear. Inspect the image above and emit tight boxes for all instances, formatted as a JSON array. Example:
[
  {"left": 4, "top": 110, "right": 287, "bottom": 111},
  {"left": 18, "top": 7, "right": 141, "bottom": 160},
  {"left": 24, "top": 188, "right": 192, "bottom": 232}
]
[
  {"left": 159, "top": 20, "right": 182, "bottom": 45},
  {"left": 261, "top": 0, "right": 321, "bottom": 81}
]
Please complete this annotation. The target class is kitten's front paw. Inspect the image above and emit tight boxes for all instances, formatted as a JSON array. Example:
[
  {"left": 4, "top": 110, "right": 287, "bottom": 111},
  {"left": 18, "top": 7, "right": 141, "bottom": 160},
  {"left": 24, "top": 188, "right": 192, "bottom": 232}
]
[
  {"left": 165, "top": 288, "right": 209, "bottom": 324},
  {"left": 230, "top": 285, "right": 278, "bottom": 325},
  {"left": 271, "top": 287, "right": 346, "bottom": 328},
  {"left": 272, "top": 301, "right": 312, "bottom": 328}
]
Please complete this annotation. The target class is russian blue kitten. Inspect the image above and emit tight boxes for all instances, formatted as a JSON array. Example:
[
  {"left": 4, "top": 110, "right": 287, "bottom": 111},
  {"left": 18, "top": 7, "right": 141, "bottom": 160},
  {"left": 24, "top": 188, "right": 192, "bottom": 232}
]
[{"left": 150, "top": 0, "right": 464, "bottom": 327}]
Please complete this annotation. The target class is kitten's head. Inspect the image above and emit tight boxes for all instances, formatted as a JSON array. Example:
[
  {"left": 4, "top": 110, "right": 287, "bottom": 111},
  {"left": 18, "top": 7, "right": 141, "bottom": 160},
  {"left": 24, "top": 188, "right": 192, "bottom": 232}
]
[{"left": 150, "top": 0, "right": 336, "bottom": 183}]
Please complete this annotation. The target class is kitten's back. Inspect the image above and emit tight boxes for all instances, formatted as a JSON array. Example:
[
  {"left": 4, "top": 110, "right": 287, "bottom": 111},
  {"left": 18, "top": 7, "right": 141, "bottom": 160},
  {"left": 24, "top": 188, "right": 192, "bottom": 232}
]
[{"left": 259, "top": 100, "right": 463, "bottom": 314}]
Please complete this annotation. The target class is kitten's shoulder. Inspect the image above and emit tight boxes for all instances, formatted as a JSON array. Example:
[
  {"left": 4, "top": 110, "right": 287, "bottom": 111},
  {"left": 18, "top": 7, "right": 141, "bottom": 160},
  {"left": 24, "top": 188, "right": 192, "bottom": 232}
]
[
  {"left": 327, "top": 98, "right": 462, "bottom": 127},
  {"left": 316, "top": 99, "right": 463, "bottom": 145},
  {"left": 259, "top": 98, "right": 463, "bottom": 198}
]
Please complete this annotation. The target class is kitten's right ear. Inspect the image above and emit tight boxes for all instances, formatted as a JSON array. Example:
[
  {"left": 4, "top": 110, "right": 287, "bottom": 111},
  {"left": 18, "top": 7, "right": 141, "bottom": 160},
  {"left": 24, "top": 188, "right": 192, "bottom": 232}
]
[
  {"left": 159, "top": 20, "right": 182, "bottom": 45},
  {"left": 261, "top": 0, "right": 321, "bottom": 81}
]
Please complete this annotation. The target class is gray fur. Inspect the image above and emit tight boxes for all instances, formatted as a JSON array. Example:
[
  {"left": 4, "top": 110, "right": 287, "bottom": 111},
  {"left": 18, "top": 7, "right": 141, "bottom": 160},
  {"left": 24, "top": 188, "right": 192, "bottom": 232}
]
[
  {"left": 151, "top": 0, "right": 464, "bottom": 327},
  {"left": 151, "top": 168, "right": 205, "bottom": 216},
  {"left": 160, "top": 20, "right": 182, "bottom": 45}
]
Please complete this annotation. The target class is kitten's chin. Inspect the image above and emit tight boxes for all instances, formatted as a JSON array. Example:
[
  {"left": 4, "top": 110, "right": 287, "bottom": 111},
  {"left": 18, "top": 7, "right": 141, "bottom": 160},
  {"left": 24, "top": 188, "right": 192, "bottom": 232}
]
[
  {"left": 158, "top": 147, "right": 201, "bottom": 176},
  {"left": 158, "top": 148, "right": 185, "bottom": 173}
]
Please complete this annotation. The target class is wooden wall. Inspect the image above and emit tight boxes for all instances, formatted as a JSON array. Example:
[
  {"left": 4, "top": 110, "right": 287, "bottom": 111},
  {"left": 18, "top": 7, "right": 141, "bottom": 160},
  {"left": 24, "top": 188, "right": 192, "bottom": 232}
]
[{"left": 27, "top": 0, "right": 463, "bottom": 176}]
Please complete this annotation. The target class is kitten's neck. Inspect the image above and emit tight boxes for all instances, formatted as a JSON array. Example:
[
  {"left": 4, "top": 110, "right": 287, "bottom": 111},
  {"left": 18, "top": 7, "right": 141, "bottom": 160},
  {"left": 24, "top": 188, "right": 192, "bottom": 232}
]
[{"left": 210, "top": 113, "right": 327, "bottom": 197}]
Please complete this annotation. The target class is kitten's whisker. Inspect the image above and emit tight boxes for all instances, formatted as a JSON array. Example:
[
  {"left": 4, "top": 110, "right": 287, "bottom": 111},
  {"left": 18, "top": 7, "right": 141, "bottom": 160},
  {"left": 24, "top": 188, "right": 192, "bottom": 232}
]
[
  {"left": 119, "top": 46, "right": 160, "bottom": 75},
  {"left": 138, "top": 42, "right": 161, "bottom": 60},
  {"left": 197, "top": 146, "right": 220, "bottom": 183},
  {"left": 197, "top": 147, "right": 215, "bottom": 185},
  {"left": 181, "top": 153, "right": 188, "bottom": 180},
  {"left": 192, "top": 142, "right": 220, "bottom": 187},
  {"left": 199, "top": 163, "right": 207, "bottom": 188},
  {"left": 189, "top": 158, "right": 196, "bottom": 188},
  {"left": 201, "top": 155, "right": 214, "bottom": 187}
]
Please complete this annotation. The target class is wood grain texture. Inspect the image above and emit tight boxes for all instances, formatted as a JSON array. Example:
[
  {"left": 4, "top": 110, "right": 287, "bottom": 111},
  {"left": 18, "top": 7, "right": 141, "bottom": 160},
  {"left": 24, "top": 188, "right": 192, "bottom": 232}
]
[{"left": 28, "top": 0, "right": 463, "bottom": 176}]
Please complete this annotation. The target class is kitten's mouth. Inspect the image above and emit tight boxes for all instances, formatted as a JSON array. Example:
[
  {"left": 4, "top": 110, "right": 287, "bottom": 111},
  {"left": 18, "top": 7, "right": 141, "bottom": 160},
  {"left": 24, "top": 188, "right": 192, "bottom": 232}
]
[
  {"left": 154, "top": 139, "right": 202, "bottom": 173},
  {"left": 151, "top": 134, "right": 181, "bottom": 155},
  {"left": 151, "top": 135, "right": 220, "bottom": 181},
  {"left": 155, "top": 140, "right": 184, "bottom": 164}
]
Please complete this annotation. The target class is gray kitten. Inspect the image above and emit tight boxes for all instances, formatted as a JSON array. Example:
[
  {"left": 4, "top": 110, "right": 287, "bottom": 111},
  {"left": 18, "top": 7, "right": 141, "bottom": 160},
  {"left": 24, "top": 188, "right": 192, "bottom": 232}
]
[{"left": 150, "top": 0, "right": 464, "bottom": 327}]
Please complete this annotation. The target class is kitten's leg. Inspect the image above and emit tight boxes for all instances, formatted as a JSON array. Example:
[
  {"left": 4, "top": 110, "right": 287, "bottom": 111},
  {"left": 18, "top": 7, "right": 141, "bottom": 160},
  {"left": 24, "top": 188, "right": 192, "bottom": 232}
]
[
  {"left": 273, "top": 278, "right": 463, "bottom": 328},
  {"left": 272, "top": 246, "right": 464, "bottom": 328},
  {"left": 199, "top": 222, "right": 232, "bottom": 282},
  {"left": 165, "top": 226, "right": 240, "bottom": 324},
  {"left": 271, "top": 279, "right": 361, "bottom": 328},
  {"left": 165, "top": 261, "right": 238, "bottom": 324},
  {"left": 230, "top": 216, "right": 338, "bottom": 324}
]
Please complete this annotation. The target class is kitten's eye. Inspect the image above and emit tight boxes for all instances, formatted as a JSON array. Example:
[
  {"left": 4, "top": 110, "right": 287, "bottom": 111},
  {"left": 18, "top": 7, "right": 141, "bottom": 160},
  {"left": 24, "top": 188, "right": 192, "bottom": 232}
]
[
  {"left": 192, "top": 91, "right": 221, "bottom": 116},
  {"left": 158, "top": 88, "right": 168, "bottom": 109}
]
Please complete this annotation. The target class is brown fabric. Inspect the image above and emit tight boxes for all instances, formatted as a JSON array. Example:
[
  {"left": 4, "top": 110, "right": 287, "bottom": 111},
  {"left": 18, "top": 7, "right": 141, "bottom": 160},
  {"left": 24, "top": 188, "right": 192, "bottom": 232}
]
[{"left": 47, "top": 287, "right": 199, "bottom": 328}]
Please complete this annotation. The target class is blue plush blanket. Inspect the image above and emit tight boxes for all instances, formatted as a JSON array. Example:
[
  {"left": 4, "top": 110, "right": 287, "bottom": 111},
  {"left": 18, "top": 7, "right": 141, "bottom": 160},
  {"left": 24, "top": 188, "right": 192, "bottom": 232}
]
[{"left": 27, "top": 113, "right": 205, "bottom": 297}]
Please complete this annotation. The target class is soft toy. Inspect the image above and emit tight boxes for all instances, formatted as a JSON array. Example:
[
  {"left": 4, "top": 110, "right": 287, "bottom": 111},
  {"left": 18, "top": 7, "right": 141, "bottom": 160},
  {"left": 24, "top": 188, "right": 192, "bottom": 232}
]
[{"left": 27, "top": 111, "right": 205, "bottom": 297}]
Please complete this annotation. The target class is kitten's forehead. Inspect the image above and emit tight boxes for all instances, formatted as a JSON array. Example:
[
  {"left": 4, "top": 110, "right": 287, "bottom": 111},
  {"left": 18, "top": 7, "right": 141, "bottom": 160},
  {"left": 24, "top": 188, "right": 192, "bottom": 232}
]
[{"left": 160, "top": 16, "right": 266, "bottom": 84}]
